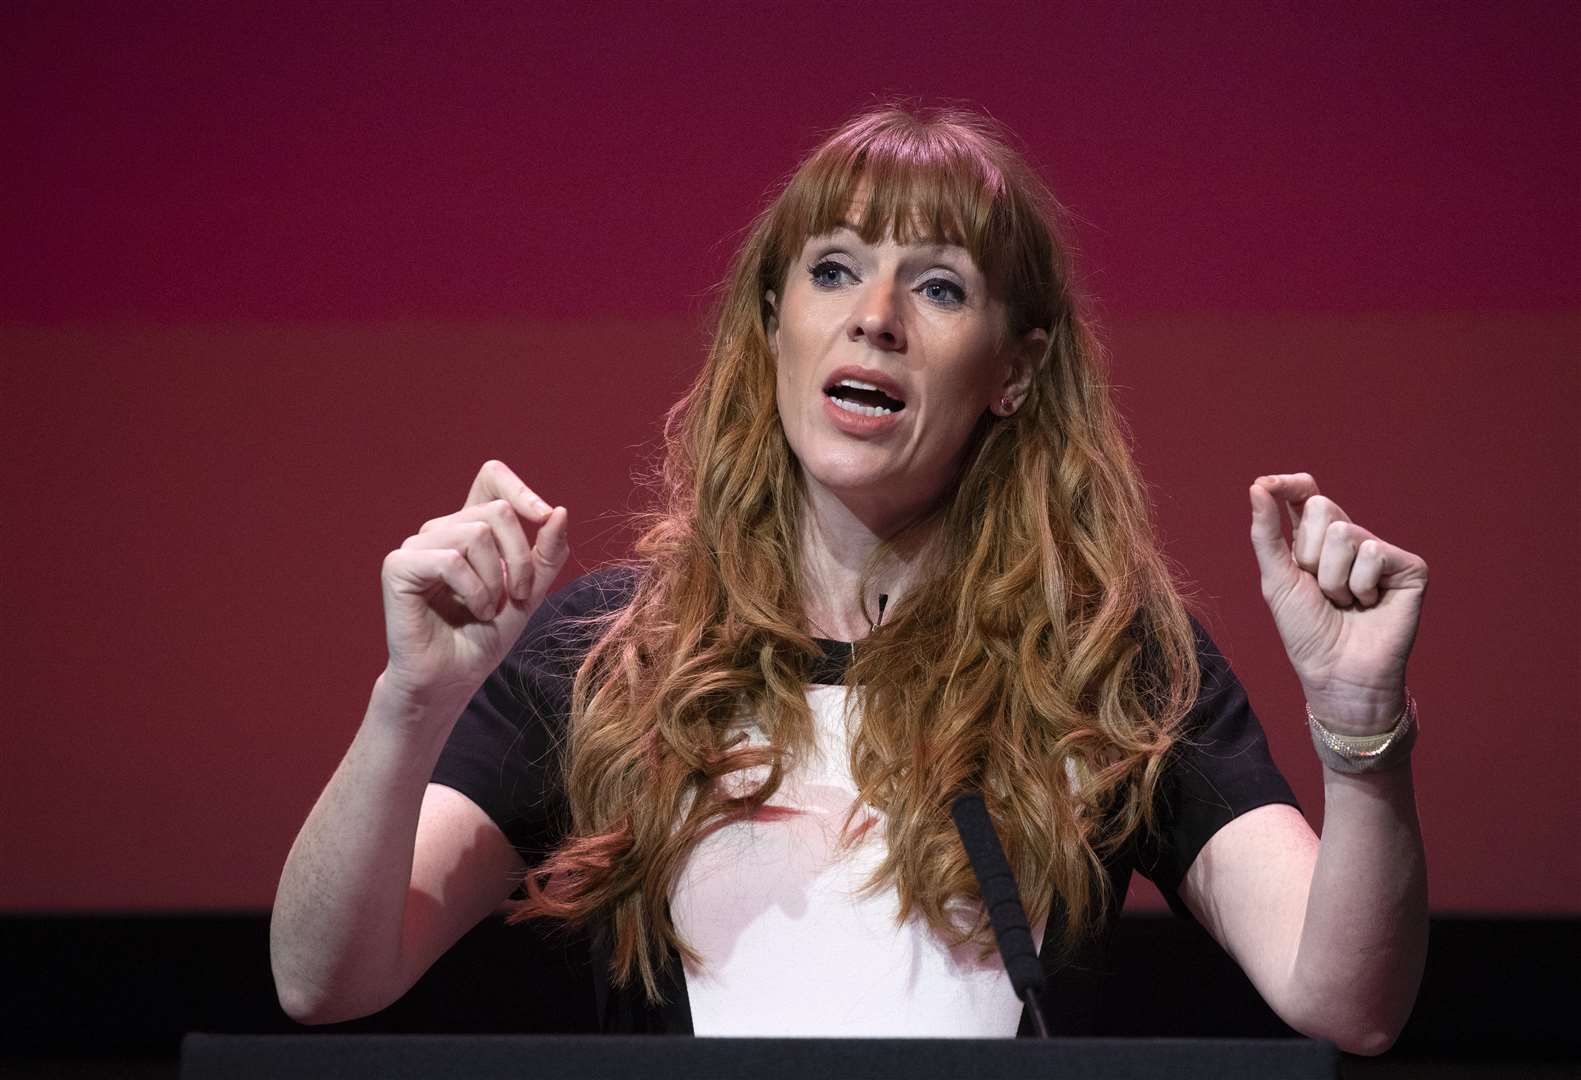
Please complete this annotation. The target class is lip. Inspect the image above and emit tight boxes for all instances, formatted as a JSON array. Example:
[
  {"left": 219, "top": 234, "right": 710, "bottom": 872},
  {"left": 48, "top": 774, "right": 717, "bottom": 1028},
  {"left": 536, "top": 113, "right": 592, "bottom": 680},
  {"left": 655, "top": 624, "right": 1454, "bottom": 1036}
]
[
  {"left": 822, "top": 392, "right": 904, "bottom": 437},
  {"left": 820, "top": 365, "right": 908, "bottom": 438},
  {"left": 822, "top": 365, "right": 908, "bottom": 405}
]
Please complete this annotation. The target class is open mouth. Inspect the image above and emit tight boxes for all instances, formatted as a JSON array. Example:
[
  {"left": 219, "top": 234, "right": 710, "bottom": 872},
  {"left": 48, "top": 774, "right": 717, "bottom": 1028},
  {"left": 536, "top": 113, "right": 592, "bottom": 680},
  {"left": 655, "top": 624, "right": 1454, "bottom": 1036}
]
[{"left": 824, "top": 378, "right": 906, "bottom": 417}]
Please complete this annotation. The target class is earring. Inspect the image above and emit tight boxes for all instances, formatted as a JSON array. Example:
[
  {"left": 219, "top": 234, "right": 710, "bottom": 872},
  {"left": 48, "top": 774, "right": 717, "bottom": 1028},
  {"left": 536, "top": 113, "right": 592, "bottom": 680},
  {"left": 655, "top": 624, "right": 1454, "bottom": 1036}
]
[{"left": 1000, "top": 396, "right": 1014, "bottom": 415}]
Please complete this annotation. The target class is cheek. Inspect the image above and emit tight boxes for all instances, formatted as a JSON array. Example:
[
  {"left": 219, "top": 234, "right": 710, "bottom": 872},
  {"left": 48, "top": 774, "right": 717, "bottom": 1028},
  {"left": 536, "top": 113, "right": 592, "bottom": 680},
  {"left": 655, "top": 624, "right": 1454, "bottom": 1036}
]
[
  {"left": 929, "top": 390, "right": 989, "bottom": 454},
  {"left": 774, "top": 368, "right": 795, "bottom": 424},
  {"left": 772, "top": 348, "right": 816, "bottom": 446},
  {"left": 929, "top": 340, "right": 1002, "bottom": 412},
  {"left": 771, "top": 319, "right": 826, "bottom": 413}
]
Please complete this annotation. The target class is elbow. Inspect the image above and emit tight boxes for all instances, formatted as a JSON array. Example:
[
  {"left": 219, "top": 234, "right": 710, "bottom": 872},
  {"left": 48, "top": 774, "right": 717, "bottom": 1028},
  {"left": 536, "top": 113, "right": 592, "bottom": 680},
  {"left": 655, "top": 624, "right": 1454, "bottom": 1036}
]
[
  {"left": 270, "top": 943, "right": 337, "bottom": 1025},
  {"left": 274, "top": 981, "right": 333, "bottom": 1026},
  {"left": 273, "top": 968, "right": 343, "bottom": 1026},
  {"left": 1285, "top": 1006, "right": 1406, "bottom": 1057},
  {"left": 271, "top": 957, "right": 389, "bottom": 1026},
  {"left": 1332, "top": 1025, "right": 1401, "bottom": 1057},
  {"left": 1277, "top": 958, "right": 1423, "bottom": 1057},
  {"left": 269, "top": 926, "right": 401, "bottom": 1025},
  {"left": 274, "top": 977, "right": 383, "bottom": 1027}
]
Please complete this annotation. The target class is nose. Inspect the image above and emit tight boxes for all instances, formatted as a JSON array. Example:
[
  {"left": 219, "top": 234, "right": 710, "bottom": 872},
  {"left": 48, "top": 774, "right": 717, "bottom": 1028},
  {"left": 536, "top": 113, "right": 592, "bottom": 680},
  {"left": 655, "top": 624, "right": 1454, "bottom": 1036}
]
[{"left": 846, "top": 281, "right": 906, "bottom": 351}]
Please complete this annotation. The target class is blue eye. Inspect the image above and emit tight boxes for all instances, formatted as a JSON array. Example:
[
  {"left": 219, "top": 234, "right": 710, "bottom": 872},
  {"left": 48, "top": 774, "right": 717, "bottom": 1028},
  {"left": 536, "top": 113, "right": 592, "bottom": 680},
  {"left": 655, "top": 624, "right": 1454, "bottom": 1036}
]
[
  {"left": 920, "top": 278, "right": 966, "bottom": 305},
  {"left": 808, "top": 259, "right": 852, "bottom": 289}
]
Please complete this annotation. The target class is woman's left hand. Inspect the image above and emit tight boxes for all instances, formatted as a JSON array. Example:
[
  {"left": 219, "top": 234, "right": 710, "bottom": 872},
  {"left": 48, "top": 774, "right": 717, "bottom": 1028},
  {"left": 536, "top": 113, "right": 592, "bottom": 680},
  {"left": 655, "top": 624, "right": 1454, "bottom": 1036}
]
[{"left": 1249, "top": 473, "right": 1429, "bottom": 735}]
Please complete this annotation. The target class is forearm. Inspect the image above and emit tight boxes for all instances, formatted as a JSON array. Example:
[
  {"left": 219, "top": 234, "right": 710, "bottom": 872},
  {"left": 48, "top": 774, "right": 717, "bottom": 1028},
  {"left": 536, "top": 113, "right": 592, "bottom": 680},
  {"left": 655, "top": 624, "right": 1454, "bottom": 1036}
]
[
  {"left": 269, "top": 675, "right": 469, "bottom": 1022},
  {"left": 1288, "top": 761, "right": 1428, "bottom": 1054}
]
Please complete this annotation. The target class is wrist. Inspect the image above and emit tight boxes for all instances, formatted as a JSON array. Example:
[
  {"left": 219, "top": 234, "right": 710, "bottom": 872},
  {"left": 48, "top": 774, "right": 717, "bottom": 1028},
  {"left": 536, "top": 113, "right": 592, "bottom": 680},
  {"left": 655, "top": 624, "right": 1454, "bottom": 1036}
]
[
  {"left": 1308, "top": 689, "right": 1418, "bottom": 775},
  {"left": 1301, "top": 685, "right": 1407, "bottom": 737},
  {"left": 369, "top": 670, "right": 473, "bottom": 734}
]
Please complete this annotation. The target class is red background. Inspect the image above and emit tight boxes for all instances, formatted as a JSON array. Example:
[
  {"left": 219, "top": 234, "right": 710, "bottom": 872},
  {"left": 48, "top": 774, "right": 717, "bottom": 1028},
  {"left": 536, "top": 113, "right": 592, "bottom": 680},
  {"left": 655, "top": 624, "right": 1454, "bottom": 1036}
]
[{"left": 3, "top": 3, "right": 1577, "bottom": 914}]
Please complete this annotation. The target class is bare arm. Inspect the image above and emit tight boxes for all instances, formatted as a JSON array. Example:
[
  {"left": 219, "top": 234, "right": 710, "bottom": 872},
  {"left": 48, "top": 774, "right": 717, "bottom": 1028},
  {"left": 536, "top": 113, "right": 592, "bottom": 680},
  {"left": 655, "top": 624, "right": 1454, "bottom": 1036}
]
[
  {"left": 269, "top": 680, "right": 526, "bottom": 1023},
  {"left": 269, "top": 461, "right": 569, "bottom": 1023},
  {"left": 1178, "top": 473, "right": 1431, "bottom": 1054},
  {"left": 1180, "top": 765, "right": 1427, "bottom": 1054}
]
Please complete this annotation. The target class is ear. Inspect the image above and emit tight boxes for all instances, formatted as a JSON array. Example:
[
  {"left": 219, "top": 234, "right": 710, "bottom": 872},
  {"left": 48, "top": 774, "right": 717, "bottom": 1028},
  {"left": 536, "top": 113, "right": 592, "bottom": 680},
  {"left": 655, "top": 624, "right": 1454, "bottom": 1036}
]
[
  {"left": 995, "top": 327, "right": 1047, "bottom": 415},
  {"left": 763, "top": 289, "right": 779, "bottom": 355}
]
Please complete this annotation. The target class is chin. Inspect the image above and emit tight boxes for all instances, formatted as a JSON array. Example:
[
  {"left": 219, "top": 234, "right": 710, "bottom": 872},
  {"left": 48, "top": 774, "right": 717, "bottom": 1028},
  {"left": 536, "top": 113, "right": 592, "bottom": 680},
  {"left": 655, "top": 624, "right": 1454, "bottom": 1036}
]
[
  {"left": 799, "top": 447, "right": 941, "bottom": 513},
  {"left": 800, "top": 453, "right": 891, "bottom": 495}
]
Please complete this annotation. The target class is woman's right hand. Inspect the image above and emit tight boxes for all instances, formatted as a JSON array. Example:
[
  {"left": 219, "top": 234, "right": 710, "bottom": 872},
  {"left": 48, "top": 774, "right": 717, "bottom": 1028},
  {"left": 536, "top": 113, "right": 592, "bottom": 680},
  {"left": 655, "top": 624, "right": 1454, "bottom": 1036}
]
[{"left": 378, "top": 460, "right": 570, "bottom": 707}]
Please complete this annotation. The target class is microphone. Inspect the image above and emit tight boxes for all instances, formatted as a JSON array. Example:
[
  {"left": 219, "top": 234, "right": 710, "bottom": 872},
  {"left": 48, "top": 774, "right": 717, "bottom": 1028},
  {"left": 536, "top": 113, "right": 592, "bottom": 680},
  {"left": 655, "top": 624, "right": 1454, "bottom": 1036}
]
[{"left": 950, "top": 792, "right": 1051, "bottom": 1037}]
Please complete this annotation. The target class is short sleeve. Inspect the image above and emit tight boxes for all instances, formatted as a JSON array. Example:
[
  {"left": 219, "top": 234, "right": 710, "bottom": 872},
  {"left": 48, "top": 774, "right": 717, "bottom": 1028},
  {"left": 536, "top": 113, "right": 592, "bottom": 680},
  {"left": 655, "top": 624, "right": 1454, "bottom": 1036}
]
[
  {"left": 430, "top": 567, "right": 636, "bottom": 863},
  {"left": 1134, "top": 619, "right": 1301, "bottom": 916}
]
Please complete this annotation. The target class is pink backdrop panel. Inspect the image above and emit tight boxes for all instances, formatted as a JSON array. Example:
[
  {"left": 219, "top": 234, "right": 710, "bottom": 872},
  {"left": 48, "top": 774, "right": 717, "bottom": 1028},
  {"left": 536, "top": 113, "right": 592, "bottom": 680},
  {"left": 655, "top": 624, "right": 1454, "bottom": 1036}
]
[{"left": 3, "top": 3, "right": 1577, "bottom": 913}]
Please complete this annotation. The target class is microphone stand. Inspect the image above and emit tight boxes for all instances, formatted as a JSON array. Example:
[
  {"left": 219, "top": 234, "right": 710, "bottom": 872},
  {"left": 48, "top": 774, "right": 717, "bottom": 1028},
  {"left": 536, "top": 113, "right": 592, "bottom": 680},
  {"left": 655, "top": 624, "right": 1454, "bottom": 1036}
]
[{"left": 950, "top": 793, "right": 1051, "bottom": 1037}]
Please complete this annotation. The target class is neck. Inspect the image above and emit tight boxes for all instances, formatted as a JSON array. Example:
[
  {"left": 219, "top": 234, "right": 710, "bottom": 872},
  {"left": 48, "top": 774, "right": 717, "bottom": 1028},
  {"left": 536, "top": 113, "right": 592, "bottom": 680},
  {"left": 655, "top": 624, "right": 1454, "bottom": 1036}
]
[{"left": 797, "top": 479, "right": 938, "bottom": 642}]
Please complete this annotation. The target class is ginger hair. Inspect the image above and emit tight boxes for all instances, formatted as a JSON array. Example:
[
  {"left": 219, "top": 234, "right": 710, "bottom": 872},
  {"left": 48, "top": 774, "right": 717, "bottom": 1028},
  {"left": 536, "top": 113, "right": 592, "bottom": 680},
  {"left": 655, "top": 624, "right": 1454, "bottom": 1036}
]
[{"left": 513, "top": 104, "right": 1200, "bottom": 1003}]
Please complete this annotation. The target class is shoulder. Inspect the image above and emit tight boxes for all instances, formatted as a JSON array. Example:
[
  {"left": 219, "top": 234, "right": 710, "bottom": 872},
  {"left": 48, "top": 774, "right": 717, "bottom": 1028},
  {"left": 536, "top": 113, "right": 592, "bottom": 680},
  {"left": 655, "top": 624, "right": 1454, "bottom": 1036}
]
[
  {"left": 1129, "top": 611, "right": 1248, "bottom": 747},
  {"left": 1132, "top": 614, "right": 1300, "bottom": 907},
  {"left": 461, "top": 565, "right": 640, "bottom": 717},
  {"left": 535, "top": 564, "right": 640, "bottom": 628},
  {"left": 432, "top": 566, "right": 641, "bottom": 853},
  {"left": 1174, "top": 614, "right": 1260, "bottom": 745},
  {"left": 508, "top": 565, "right": 641, "bottom": 673}
]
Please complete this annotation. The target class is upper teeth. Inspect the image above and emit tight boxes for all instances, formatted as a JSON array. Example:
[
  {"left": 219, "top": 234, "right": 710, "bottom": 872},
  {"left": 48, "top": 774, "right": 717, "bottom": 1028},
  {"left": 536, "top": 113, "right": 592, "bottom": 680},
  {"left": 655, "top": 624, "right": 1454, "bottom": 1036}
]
[{"left": 828, "top": 377, "right": 901, "bottom": 417}]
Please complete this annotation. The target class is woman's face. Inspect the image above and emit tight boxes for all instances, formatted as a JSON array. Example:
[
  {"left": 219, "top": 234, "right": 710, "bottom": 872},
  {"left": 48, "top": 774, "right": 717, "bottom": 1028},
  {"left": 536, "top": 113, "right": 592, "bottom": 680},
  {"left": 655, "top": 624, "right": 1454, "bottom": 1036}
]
[{"left": 767, "top": 222, "right": 1041, "bottom": 529}]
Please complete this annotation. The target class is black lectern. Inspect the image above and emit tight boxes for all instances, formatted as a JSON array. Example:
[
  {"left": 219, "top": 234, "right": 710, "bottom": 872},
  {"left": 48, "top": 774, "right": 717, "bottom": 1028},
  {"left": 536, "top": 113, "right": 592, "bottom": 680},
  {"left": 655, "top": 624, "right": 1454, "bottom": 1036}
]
[{"left": 181, "top": 1033, "right": 1339, "bottom": 1079}]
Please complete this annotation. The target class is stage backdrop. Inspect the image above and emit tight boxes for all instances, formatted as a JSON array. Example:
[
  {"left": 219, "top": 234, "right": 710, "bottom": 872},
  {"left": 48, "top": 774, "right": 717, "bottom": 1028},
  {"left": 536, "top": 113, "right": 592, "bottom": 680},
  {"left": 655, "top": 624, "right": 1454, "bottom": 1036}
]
[{"left": 3, "top": 3, "right": 1577, "bottom": 915}]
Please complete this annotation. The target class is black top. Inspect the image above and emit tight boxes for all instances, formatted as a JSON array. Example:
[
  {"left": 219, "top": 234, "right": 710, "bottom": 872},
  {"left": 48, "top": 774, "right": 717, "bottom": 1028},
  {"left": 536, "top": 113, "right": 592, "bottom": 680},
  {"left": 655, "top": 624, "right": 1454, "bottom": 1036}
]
[{"left": 431, "top": 567, "right": 1300, "bottom": 1035}]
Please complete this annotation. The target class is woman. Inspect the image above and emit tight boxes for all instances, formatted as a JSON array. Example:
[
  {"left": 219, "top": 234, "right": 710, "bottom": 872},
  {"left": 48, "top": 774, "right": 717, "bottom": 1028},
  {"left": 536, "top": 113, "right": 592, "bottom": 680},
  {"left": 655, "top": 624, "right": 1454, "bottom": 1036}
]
[{"left": 270, "top": 106, "right": 1428, "bottom": 1051}]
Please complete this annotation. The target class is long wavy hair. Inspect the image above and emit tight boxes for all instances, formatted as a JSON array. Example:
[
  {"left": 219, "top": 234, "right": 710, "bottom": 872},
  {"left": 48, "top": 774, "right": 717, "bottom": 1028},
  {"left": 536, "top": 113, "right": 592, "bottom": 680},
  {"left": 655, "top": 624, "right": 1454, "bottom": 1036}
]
[{"left": 514, "top": 104, "right": 1201, "bottom": 1003}]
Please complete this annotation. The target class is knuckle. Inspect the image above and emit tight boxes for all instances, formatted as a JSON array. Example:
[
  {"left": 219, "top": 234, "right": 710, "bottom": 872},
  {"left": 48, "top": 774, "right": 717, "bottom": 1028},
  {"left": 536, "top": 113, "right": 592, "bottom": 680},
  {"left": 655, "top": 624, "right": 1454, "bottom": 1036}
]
[
  {"left": 535, "top": 530, "right": 565, "bottom": 561},
  {"left": 487, "top": 460, "right": 519, "bottom": 489}
]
